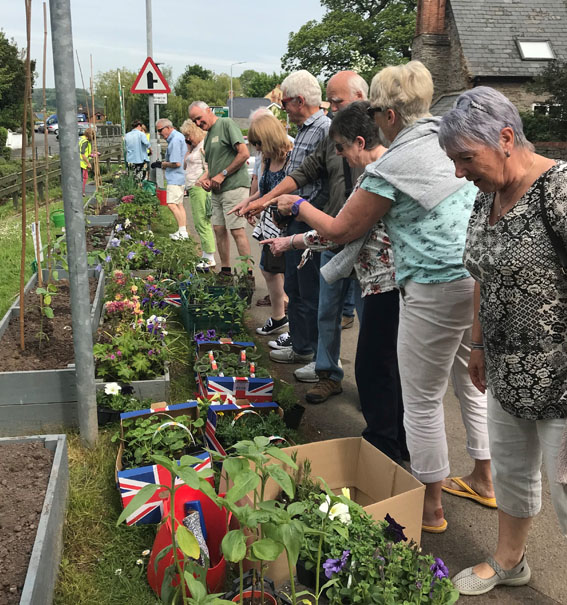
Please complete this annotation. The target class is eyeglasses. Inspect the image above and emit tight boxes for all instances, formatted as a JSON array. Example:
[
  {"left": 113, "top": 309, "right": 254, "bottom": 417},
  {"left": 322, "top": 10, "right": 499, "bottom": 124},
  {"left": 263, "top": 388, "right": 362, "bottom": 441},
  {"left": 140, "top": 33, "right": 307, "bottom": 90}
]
[
  {"left": 367, "top": 106, "right": 383, "bottom": 119},
  {"left": 185, "top": 139, "right": 193, "bottom": 145},
  {"left": 334, "top": 142, "right": 346, "bottom": 153},
  {"left": 281, "top": 96, "right": 297, "bottom": 109},
  {"left": 249, "top": 139, "right": 261, "bottom": 147},
  {"left": 157, "top": 126, "right": 168, "bottom": 133}
]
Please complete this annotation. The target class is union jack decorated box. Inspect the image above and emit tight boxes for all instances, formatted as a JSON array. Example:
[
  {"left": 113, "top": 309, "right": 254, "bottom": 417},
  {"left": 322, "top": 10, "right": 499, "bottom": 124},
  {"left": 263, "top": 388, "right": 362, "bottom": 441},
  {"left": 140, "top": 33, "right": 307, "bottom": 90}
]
[
  {"left": 205, "top": 401, "right": 282, "bottom": 456},
  {"left": 195, "top": 341, "right": 273, "bottom": 403},
  {"left": 116, "top": 401, "right": 214, "bottom": 525}
]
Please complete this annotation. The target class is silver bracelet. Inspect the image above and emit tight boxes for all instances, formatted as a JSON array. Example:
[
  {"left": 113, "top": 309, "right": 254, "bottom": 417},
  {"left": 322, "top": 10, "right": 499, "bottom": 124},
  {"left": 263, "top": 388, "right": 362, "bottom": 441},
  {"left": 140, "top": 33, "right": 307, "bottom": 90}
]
[{"left": 289, "top": 234, "right": 297, "bottom": 250}]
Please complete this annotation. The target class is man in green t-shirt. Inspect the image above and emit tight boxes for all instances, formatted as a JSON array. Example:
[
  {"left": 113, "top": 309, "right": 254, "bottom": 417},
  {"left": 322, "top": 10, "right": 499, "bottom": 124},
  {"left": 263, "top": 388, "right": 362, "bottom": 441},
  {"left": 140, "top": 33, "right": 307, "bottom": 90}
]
[{"left": 189, "top": 101, "right": 251, "bottom": 275}]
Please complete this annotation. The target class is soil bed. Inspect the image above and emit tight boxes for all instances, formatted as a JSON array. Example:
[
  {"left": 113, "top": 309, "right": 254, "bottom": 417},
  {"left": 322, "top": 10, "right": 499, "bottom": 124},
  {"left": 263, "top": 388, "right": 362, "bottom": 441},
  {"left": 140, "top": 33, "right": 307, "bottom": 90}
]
[
  {"left": 86, "top": 225, "right": 113, "bottom": 252},
  {"left": 0, "top": 442, "right": 54, "bottom": 605},
  {"left": 86, "top": 201, "right": 117, "bottom": 216},
  {"left": 0, "top": 278, "right": 98, "bottom": 372}
]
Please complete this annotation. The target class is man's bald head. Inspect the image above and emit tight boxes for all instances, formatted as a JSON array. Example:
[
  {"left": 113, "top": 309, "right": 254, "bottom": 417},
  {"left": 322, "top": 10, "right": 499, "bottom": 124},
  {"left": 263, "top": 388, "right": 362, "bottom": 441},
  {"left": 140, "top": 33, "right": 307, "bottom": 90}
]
[{"left": 326, "top": 71, "right": 369, "bottom": 113}]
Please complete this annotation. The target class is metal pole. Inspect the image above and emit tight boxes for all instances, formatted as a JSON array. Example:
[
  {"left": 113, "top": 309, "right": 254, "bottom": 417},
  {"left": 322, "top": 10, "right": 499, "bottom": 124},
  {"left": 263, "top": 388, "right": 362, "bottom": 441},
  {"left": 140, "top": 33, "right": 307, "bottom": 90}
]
[
  {"left": 146, "top": 0, "right": 158, "bottom": 183},
  {"left": 49, "top": 0, "right": 98, "bottom": 447},
  {"left": 230, "top": 61, "right": 245, "bottom": 119}
]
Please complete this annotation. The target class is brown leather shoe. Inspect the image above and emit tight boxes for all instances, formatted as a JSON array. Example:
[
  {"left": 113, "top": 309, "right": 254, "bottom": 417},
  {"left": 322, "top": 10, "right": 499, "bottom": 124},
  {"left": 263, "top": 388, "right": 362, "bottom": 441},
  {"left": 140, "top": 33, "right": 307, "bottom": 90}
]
[
  {"left": 256, "top": 294, "right": 271, "bottom": 306},
  {"left": 341, "top": 315, "right": 354, "bottom": 329},
  {"left": 305, "top": 373, "right": 343, "bottom": 404}
]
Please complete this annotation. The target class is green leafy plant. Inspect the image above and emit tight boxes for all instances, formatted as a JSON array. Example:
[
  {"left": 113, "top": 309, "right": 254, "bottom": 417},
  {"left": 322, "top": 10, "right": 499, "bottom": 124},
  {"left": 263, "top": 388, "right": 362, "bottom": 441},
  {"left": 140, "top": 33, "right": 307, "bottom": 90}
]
[
  {"left": 96, "top": 382, "right": 152, "bottom": 413},
  {"left": 194, "top": 346, "right": 269, "bottom": 378},
  {"left": 115, "top": 412, "right": 205, "bottom": 468},
  {"left": 214, "top": 412, "right": 298, "bottom": 452}
]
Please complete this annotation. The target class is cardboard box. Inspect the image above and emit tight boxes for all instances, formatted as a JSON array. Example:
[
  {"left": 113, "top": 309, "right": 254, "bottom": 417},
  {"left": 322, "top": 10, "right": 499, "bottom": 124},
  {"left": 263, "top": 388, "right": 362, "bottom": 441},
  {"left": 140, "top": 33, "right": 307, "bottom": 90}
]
[
  {"left": 233, "top": 437, "right": 425, "bottom": 586},
  {"left": 195, "top": 341, "right": 273, "bottom": 403},
  {"left": 116, "top": 401, "right": 213, "bottom": 526},
  {"left": 205, "top": 401, "right": 282, "bottom": 456}
]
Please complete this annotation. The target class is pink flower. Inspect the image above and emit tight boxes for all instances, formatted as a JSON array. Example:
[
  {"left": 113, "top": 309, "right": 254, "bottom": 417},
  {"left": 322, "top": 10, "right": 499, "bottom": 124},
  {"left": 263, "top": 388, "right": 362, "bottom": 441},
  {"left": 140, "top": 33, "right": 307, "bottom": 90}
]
[
  {"left": 116, "top": 350, "right": 122, "bottom": 356},
  {"left": 110, "top": 354, "right": 116, "bottom": 360}
]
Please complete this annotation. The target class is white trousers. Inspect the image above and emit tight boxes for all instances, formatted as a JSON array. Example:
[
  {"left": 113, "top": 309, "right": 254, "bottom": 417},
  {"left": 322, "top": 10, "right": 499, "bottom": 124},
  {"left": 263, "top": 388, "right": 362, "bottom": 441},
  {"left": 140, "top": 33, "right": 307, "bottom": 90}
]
[
  {"left": 398, "top": 278, "right": 490, "bottom": 483},
  {"left": 488, "top": 390, "right": 567, "bottom": 535}
]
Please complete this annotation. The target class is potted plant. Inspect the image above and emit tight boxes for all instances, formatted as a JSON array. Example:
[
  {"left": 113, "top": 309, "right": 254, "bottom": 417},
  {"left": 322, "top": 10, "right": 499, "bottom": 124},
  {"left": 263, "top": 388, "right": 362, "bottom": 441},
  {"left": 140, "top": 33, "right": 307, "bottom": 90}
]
[{"left": 96, "top": 381, "right": 152, "bottom": 425}]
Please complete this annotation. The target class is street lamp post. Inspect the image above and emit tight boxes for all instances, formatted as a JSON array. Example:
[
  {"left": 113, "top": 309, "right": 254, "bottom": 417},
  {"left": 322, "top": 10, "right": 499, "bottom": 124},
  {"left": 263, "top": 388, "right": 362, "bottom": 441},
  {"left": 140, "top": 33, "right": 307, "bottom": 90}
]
[
  {"left": 104, "top": 95, "right": 108, "bottom": 123},
  {"left": 230, "top": 61, "right": 246, "bottom": 118}
]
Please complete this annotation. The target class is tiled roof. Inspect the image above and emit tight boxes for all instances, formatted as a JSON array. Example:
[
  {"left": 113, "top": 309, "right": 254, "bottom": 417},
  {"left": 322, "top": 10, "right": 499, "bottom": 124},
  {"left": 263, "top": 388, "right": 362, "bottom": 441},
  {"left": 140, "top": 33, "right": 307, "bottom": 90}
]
[
  {"left": 228, "top": 97, "right": 271, "bottom": 119},
  {"left": 450, "top": 0, "right": 567, "bottom": 78},
  {"left": 431, "top": 92, "right": 464, "bottom": 115}
]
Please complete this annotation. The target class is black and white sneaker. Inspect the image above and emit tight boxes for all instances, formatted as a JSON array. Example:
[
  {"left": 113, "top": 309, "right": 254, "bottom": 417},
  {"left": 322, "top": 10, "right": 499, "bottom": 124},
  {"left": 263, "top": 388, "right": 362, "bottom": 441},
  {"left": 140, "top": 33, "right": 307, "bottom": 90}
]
[
  {"left": 268, "top": 331, "right": 292, "bottom": 349},
  {"left": 256, "top": 316, "right": 289, "bottom": 336}
]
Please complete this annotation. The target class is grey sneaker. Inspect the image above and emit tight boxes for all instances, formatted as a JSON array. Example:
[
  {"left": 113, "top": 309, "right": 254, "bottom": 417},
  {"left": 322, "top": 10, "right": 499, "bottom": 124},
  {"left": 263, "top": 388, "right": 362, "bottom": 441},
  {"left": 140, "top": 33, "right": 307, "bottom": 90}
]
[
  {"left": 268, "top": 332, "right": 292, "bottom": 350},
  {"left": 170, "top": 230, "right": 189, "bottom": 240},
  {"left": 270, "top": 348, "right": 313, "bottom": 364},
  {"left": 294, "top": 361, "right": 318, "bottom": 383},
  {"left": 196, "top": 257, "right": 216, "bottom": 270},
  {"left": 452, "top": 554, "right": 531, "bottom": 596}
]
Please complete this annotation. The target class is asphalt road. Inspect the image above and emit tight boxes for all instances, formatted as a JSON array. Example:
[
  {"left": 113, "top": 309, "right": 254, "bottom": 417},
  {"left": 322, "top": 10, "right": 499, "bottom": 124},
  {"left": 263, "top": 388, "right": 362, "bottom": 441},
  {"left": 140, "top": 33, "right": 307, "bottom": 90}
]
[{"left": 183, "top": 213, "right": 566, "bottom": 604}]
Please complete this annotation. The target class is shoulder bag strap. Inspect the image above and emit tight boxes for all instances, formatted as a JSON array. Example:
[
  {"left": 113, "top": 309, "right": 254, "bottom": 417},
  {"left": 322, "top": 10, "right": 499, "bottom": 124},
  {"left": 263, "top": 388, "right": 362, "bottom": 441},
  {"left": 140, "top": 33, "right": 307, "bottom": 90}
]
[
  {"left": 539, "top": 175, "right": 567, "bottom": 274},
  {"left": 343, "top": 157, "right": 353, "bottom": 199}
]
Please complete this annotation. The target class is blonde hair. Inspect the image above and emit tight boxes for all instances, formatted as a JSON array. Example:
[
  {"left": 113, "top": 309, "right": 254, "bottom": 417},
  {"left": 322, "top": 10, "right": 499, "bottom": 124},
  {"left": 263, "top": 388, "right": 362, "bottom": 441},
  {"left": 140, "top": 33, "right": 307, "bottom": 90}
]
[
  {"left": 369, "top": 61, "right": 433, "bottom": 128},
  {"left": 248, "top": 114, "right": 292, "bottom": 162},
  {"left": 180, "top": 119, "right": 206, "bottom": 144}
]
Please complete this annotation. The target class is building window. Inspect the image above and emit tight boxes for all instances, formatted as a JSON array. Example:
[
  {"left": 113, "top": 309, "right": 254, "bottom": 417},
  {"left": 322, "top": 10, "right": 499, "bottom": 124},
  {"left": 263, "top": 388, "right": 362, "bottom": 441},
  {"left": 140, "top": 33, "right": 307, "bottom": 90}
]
[{"left": 516, "top": 40, "right": 555, "bottom": 60}]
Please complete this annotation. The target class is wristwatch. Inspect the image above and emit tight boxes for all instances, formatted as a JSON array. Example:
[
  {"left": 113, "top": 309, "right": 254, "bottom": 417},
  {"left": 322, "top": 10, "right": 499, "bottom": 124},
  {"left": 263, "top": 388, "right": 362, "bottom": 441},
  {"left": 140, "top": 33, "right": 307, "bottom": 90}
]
[
  {"left": 291, "top": 198, "right": 307, "bottom": 216},
  {"left": 222, "top": 169, "right": 228, "bottom": 177}
]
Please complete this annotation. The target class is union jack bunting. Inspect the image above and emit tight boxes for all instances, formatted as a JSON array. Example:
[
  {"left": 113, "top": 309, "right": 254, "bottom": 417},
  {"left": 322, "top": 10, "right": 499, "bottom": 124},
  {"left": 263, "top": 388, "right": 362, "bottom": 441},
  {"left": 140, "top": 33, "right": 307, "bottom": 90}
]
[
  {"left": 118, "top": 452, "right": 212, "bottom": 526},
  {"left": 198, "top": 375, "right": 274, "bottom": 402},
  {"left": 164, "top": 293, "right": 181, "bottom": 307}
]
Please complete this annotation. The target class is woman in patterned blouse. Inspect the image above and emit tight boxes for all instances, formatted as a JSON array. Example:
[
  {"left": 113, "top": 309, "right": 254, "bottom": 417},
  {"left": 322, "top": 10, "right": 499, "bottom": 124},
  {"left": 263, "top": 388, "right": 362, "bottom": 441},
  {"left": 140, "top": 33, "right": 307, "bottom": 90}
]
[{"left": 439, "top": 87, "right": 566, "bottom": 596}]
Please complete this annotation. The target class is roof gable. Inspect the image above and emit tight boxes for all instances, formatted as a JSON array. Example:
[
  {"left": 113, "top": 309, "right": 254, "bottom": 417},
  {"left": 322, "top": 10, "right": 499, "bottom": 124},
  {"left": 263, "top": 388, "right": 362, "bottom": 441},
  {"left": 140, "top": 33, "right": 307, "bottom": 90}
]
[{"left": 450, "top": 0, "right": 567, "bottom": 78}]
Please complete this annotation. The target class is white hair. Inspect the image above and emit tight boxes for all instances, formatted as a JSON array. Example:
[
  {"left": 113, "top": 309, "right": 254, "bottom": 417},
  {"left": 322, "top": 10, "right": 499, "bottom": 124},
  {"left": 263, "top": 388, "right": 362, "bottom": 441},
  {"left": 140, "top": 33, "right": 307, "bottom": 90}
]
[
  {"left": 281, "top": 70, "right": 322, "bottom": 107},
  {"left": 347, "top": 73, "right": 369, "bottom": 99},
  {"left": 189, "top": 100, "right": 209, "bottom": 112}
]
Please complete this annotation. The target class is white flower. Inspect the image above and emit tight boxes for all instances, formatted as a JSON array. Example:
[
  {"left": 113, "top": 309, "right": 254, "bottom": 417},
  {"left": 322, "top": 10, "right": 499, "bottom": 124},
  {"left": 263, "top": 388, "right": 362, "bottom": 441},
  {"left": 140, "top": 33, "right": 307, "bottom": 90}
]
[
  {"left": 319, "top": 495, "right": 351, "bottom": 524},
  {"left": 161, "top": 330, "right": 168, "bottom": 336},
  {"left": 114, "top": 568, "right": 122, "bottom": 575},
  {"left": 156, "top": 316, "right": 166, "bottom": 323},
  {"left": 136, "top": 559, "right": 144, "bottom": 566},
  {"left": 142, "top": 549, "right": 150, "bottom": 556},
  {"left": 105, "top": 382, "right": 121, "bottom": 396},
  {"left": 124, "top": 218, "right": 131, "bottom": 227}
]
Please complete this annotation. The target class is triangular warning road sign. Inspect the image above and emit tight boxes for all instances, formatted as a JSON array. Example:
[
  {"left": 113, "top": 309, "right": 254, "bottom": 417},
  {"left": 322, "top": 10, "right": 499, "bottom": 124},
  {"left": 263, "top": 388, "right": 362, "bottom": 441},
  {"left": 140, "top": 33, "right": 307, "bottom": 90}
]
[{"left": 131, "top": 57, "right": 171, "bottom": 94}]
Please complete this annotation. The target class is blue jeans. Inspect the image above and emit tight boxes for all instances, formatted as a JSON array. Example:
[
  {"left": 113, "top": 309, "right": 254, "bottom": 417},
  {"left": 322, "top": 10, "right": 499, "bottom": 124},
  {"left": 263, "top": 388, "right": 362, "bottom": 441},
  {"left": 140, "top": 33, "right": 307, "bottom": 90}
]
[
  {"left": 315, "top": 249, "right": 363, "bottom": 381},
  {"left": 342, "top": 280, "right": 356, "bottom": 317},
  {"left": 284, "top": 221, "right": 321, "bottom": 356}
]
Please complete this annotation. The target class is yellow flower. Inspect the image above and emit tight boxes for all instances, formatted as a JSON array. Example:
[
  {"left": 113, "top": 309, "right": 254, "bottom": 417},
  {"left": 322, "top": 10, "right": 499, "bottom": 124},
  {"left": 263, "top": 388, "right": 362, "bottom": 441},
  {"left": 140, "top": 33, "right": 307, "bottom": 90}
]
[
  {"left": 131, "top": 285, "right": 138, "bottom": 293},
  {"left": 341, "top": 487, "right": 351, "bottom": 500}
]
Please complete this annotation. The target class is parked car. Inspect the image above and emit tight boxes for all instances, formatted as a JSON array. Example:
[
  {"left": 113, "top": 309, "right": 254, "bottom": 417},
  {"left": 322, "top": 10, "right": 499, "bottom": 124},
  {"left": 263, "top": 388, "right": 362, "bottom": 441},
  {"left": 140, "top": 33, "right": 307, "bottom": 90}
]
[
  {"left": 47, "top": 122, "right": 59, "bottom": 134},
  {"left": 34, "top": 121, "right": 44, "bottom": 132},
  {"left": 55, "top": 123, "right": 97, "bottom": 140}
]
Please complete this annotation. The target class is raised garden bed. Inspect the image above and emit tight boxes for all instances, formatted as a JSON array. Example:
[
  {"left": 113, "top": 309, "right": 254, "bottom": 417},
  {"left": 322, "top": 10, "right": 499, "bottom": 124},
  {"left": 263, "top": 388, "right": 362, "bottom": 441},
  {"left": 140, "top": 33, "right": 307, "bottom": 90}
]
[
  {"left": 0, "top": 270, "right": 105, "bottom": 437},
  {"left": 0, "top": 434, "right": 68, "bottom": 605}
]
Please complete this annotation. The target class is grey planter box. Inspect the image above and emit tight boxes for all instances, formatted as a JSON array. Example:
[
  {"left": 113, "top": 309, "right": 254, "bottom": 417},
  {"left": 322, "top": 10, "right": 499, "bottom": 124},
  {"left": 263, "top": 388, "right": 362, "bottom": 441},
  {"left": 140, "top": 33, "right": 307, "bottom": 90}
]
[
  {"left": 0, "top": 434, "right": 69, "bottom": 605},
  {"left": 85, "top": 214, "right": 118, "bottom": 227},
  {"left": 95, "top": 367, "right": 170, "bottom": 402},
  {"left": 0, "top": 269, "right": 105, "bottom": 436}
]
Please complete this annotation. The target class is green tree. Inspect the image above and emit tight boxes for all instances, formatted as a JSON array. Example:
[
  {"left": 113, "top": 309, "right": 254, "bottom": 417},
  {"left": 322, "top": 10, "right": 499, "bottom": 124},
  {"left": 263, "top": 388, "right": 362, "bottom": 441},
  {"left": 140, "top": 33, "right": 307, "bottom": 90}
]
[
  {"left": 240, "top": 70, "right": 288, "bottom": 98},
  {"left": 174, "top": 64, "right": 214, "bottom": 98},
  {"left": 183, "top": 73, "right": 242, "bottom": 107},
  {"left": 529, "top": 60, "right": 567, "bottom": 140},
  {"left": 0, "top": 31, "right": 35, "bottom": 129},
  {"left": 282, "top": 0, "right": 416, "bottom": 80}
]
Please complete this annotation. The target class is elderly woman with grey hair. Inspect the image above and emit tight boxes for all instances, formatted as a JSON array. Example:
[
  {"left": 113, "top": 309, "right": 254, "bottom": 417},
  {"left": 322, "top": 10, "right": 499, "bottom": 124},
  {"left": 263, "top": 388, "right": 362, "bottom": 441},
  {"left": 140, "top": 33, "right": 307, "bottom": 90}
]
[
  {"left": 438, "top": 87, "right": 567, "bottom": 596},
  {"left": 270, "top": 61, "right": 493, "bottom": 535}
]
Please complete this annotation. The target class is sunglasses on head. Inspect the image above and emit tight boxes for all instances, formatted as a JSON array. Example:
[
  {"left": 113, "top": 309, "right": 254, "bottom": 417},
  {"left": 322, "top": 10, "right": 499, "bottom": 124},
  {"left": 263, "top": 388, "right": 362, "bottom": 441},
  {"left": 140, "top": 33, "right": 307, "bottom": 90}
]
[
  {"left": 281, "top": 96, "right": 297, "bottom": 109},
  {"left": 367, "top": 106, "right": 383, "bottom": 119}
]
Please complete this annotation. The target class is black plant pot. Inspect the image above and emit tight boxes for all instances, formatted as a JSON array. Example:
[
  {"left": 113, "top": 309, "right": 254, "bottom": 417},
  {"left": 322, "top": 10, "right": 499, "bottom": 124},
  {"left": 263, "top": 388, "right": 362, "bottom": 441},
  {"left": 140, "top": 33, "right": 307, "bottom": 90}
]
[
  {"left": 295, "top": 559, "right": 326, "bottom": 591},
  {"left": 283, "top": 403, "right": 306, "bottom": 430},
  {"left": 97, "top": 406, "right": 121, "bottom": 426}
]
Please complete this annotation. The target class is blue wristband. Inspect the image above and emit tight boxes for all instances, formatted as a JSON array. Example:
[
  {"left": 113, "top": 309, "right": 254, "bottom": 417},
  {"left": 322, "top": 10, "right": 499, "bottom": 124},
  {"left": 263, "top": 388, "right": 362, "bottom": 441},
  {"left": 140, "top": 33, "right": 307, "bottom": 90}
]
[{"left": 291, "top": 198, "right": 307, "bottom": 216}]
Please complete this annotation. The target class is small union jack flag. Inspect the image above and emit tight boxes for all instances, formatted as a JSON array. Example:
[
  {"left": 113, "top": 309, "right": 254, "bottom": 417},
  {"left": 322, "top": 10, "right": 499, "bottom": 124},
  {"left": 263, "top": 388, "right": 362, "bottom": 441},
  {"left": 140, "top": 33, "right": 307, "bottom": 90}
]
[
  {"left": 164, "top": 294, "right": 181, "bottom": 307},
  {"left": 118, "top": 452, "right": 212, "bottom": 526},
  {"left": 198, "top": 375, "right": 274, "bottom": 402}
]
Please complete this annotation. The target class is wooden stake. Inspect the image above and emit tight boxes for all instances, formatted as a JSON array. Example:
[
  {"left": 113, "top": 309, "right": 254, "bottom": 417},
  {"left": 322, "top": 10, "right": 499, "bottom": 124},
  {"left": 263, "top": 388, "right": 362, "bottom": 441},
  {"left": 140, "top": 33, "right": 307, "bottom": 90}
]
[
  {"left": 19, "top": 0, "right": 33, "bottom": 351},
  {"left": 29, "top": 83, "right": 43, "bottom": 288},
  {"left": 43, "top": 1, "right": 52, "bottom": 281}
]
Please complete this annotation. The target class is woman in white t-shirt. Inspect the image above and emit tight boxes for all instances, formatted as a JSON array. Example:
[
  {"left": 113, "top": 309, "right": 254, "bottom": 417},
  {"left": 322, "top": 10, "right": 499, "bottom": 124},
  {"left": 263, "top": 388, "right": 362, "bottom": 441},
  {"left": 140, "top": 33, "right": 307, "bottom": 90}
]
[{"left": 180, "top": 120, "right": 216, "bottom": 269}]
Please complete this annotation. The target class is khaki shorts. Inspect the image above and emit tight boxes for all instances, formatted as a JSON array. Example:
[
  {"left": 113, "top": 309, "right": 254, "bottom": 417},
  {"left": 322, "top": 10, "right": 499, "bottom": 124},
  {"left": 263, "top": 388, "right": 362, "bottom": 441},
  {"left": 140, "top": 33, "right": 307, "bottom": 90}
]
[
  {"left": 166, "top": 184, "right": 184, "bottom": 205},
  {"left": 211, "top": 187, "right": 248, "bottom": 230}
]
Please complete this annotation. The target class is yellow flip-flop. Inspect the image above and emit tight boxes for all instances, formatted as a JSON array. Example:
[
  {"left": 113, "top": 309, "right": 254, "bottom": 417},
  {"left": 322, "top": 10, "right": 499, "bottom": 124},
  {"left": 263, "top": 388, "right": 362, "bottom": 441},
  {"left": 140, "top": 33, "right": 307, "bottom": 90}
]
[
  {"left": 422, "top": 519, "right": 448, "bottom": 534},
  {"left": 442, "top": 477, "right": 497, "bottom": 509}
]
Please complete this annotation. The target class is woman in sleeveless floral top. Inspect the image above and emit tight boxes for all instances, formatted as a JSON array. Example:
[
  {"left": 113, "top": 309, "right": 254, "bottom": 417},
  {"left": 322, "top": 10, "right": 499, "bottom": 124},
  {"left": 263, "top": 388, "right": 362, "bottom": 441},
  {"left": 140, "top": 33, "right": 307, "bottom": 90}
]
[{"left": 440, "top": 87, "right": 567, "bottom": 597}]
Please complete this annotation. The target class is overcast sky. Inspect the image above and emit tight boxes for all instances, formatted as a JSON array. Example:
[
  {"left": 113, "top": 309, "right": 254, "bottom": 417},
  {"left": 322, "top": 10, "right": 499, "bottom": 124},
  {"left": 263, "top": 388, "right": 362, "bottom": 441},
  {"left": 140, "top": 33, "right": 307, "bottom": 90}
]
[{"left": 3, "top": 0, "right": 326, "bottom": 89}]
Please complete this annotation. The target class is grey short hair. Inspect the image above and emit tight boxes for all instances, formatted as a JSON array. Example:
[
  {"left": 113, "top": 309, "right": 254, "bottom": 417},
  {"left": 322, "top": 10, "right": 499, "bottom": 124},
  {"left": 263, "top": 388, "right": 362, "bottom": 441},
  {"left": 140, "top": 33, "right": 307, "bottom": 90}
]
[
  {"left": 281, "top": 70, "right": 322, "bottom": 107},
  {"left": 249, "top": 107, "right": 273, "bottom": 122},
  {"left": 189, "top": 100, "right": 209, "bottom": 112},
  {"left": 347, "top": 73, "right": 369, "bottom": 99},
  {"left": 438, "top": 87, "right": 533, "bottom": 153},
  {"left": 156, "top": 118, "right": 173, "bottom": 128}
]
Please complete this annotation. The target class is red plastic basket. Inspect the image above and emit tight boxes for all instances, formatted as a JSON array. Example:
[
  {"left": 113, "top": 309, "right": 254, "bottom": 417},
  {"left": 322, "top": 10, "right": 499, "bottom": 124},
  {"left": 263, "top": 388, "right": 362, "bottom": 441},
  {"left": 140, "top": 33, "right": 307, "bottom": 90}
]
[
  {"left": 157, "top": 188, "right": 168, "bottom": 205},
  {"left": 147, "top": 487, "right": 230, "bottom": 597}
]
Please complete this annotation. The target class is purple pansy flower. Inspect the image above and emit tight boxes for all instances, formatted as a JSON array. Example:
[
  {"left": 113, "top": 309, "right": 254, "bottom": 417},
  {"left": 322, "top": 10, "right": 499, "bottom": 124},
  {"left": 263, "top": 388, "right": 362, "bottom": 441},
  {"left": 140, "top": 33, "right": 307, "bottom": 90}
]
[
  {"left": 206, "top": 329, "right": 216, "bottom": 340},
  {"left": 115, "top": 224, "right": 123, "bottom": 232},
  {"left": 105, "top": 255, "right": 111, "bottom": 262},
  {"left": 110, "top": 237, "right": 120, "bottom": 247},
  {"left": 127, "top": 251, "right": 135, "bottom": 260},
  {"left": 95, "top": 263, "right": 102, "bottom": 272},
  {"left": 322, "top": 550, "right": 350, "bottom": 579},
  {"left": 430, "top": 557, "right": 449, "bottom": 580},
  {"left": 194, "top": 331, "right": 205, "bottom": 342},
  {"left": 124, "top": 234, "right": 132, "bottom": 241}
]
